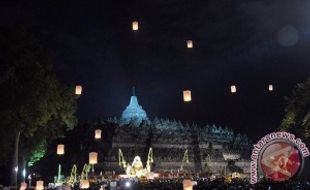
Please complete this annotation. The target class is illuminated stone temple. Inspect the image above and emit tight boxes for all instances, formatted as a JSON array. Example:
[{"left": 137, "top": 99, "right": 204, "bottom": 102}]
[{"left": 97, "top": 92, "right": 251, "bottom": 176}]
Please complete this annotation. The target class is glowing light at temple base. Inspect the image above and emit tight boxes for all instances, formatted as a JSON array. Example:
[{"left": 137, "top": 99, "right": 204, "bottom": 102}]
[
  {"left": 125, "top": 181, "right": 131, "bottom": 187},
  {"left": 118, "top": 148, "right": 154, "bottom": 178},
  {"left": 80, "top": 179, "right": 90, "bottom": 189},
  {"left": 20, "top": 182, "right": 27, "bottom": 190},
  {"left": 35, "top": 180, "right": 44, "bottom": 190},
  {"left": 183, "top": 179, "right": 193, "bottom": 190}
]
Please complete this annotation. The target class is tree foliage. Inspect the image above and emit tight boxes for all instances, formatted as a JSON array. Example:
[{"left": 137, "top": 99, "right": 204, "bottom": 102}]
[
  {"left": 0, "top": 26, "right": 77, "bottom": 166},
  {"left": 280, "top": 79, "right": 310, "bottom": 141}
]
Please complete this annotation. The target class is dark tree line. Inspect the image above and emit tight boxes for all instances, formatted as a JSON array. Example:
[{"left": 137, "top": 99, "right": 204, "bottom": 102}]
[
  {"left": 0, "top": 26, "right": 77, "bottom": 185},
  {"left": 280, "top": 78, "right": 310, "bottom": 143}
]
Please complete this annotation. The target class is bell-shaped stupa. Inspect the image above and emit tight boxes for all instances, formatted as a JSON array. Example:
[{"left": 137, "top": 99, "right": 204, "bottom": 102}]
[{"left": 120, "top": 87, "right": 148, "bottom": 125}]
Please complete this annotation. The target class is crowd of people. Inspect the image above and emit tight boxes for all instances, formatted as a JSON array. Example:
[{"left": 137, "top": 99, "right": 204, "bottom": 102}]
[
  {"left": 91, "top": 177, "right": 310, "bottom": 190},
  {"left": 1, "top": 177, "right": 309, "bottom": 190}
]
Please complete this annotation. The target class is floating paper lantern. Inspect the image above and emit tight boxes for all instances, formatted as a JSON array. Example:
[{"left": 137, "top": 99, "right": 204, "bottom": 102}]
[
  {"left": 89, "top": 152, "right": 98, "bottom": 164},
  {"left": 186, "top": 40, "right": 193, "bottom": 49},
  {"left": 20, "top": 182, "right": 27, "bottom": 190},
  {"left": 94, "top": 129, "right": 102, "bottom": 140},
  {"left": 230, "top": 85, "right": 237, "bottom": 93},
  {"left": 57, "top": 144, "right": 65, "bottom": 155},
  {"left": 132, "top": 21, "right": 139, "bottom": 31},
  {"left": 80, "top": 179, "right": 90, "bottom": 189},
  {"left": 36, "top": 180, "right": 44, "bottom": 190},
  {"left": 183, "top": 90, "right": 192, "bottom": 102},
  {"left": 183, "top": 179, "right": 193, "bottom": 190},
  {"left": 75, "top": 85, "right": 82, "bottom": 95},
  {"left": 268, "top": 84, "right": 274, "bottom": 91}
]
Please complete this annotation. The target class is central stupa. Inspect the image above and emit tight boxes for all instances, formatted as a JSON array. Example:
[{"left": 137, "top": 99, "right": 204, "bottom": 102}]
[{"left": 120, "top": 87, "right": 148, "bottom": 125}]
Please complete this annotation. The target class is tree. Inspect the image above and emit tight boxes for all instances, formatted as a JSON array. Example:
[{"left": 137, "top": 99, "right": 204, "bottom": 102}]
[
  {"left": 280, "top": 79, "right": 310, "bottom": 141},
  {"left": 0, "top": 26, "right": 77, "bottom": 185}
]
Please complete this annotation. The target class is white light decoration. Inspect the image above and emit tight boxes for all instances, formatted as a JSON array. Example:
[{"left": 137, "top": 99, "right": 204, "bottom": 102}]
[
  {"left": 232, "top": 172, "right": 241, "bottom": 179},
  {"left": 222, "top": 153, "right": 240, "bottom": 160},
  {"left": 230, "top": 85, "right": 237, "bottom": 93},
  {"left": 57, "top": 144, "right": 65, "bottom": 155},
  {"left": 75, "top": 85, "right": 82, "bottom": 95},
  {"left": 35, "top": 180, "right": 44, "bottom": 190},
  {"left": 186, "top": 40, "right": 193, "bottom": 49},
  {"left": 94, "top": 129, "right": 102, "bottom": 140},
  {"left": 132, "top": 21, "right": 139, "bottom": 31},
  {"left": 183, "top": 90, "right": 192, "bottom": 102},
  {"left": 268, "top": 84, "right": 274, "bottom": 91},
  {"left": 80, "top": 179, "right": 90, "bottom": 189},
  {"left": 183, "top": 179, "right": 193, "bottom": 190},
  {"left": 22, "top": 168, "right": 26, "bottom": 178},
  {"left": 125, "top": 181, "right": 131, "bottom": 187},
  {"left": 20, "top": 182, "right": 27, "bottom": 190},
  {"left": 89, "top": 152, "right": 98, "bottom": 164}
]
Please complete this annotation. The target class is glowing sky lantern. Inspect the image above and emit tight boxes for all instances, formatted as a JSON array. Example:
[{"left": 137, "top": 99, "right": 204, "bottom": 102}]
[
  {"left": 80, "top": 179, "right": 90, "bottom": 189},
  {"left": 183, "top": 179, "right": 193, "bottom": 190},
  {"left": 35, "top": 180, "right": 44, "bottom": 190},
  {"left": 230, "top": 85, "right": 237, "bottom": 93},
  {"left": 20, "top": 182, "right": 27, "bottom": 190},
  {"left": 57, "top": 144, "right": 65, "bottom": 155},
  {"left": 89, "top": 152, "right": 98, "bottom": 164},
  {"left": 186, "top": 40, "right": 193, "bottom": 48},
  {"left": 183, "top": 90, "right": 192, "bottom": 102},
  {"left": 75, "top": 85, "right": 82, "bottom": 95},
  {"left": 132, "top": 21, "right": 139, "bottom": 31},
  {"left": 94, "top": 129, "right": 102, "bottom": 140},
  {"left": 268, "top": 84, "right": 274, "bottom": 91}
]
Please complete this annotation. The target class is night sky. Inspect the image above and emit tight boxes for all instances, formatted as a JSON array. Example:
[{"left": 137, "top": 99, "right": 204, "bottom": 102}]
[{"left": 1, "top": 0, "right": 310, "bottom": 141}]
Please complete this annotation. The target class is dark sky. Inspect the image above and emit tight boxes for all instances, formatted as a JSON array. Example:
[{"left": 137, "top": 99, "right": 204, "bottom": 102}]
[{"left": 1, "top": 0, "right": 310, "bottom": 141}]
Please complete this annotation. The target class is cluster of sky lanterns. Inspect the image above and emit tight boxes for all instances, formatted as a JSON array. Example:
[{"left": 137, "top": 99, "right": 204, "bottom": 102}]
[
  {"left": 19, "top": 180, "right": 44, "bottom": 190},
  {"left": 76, "top": 82, "right": 274, "bottom": 105},
  {"left": 131, "top": 20, "right": 194, "bottom": 48},
  {"left": 74, "top": 21, "right": 275, "bottom": 104},
  {"left": 76, "top": 83, "right": 274, "bottom": 103},
  {"left": 182, "top": 84, "right": 274, "bottom": 102},
  {"left": 25, "top": 129, "right": 102, "bottom": 190},
  {"left": 52, "top": 128, "right": 102, "bottom": 190}
]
